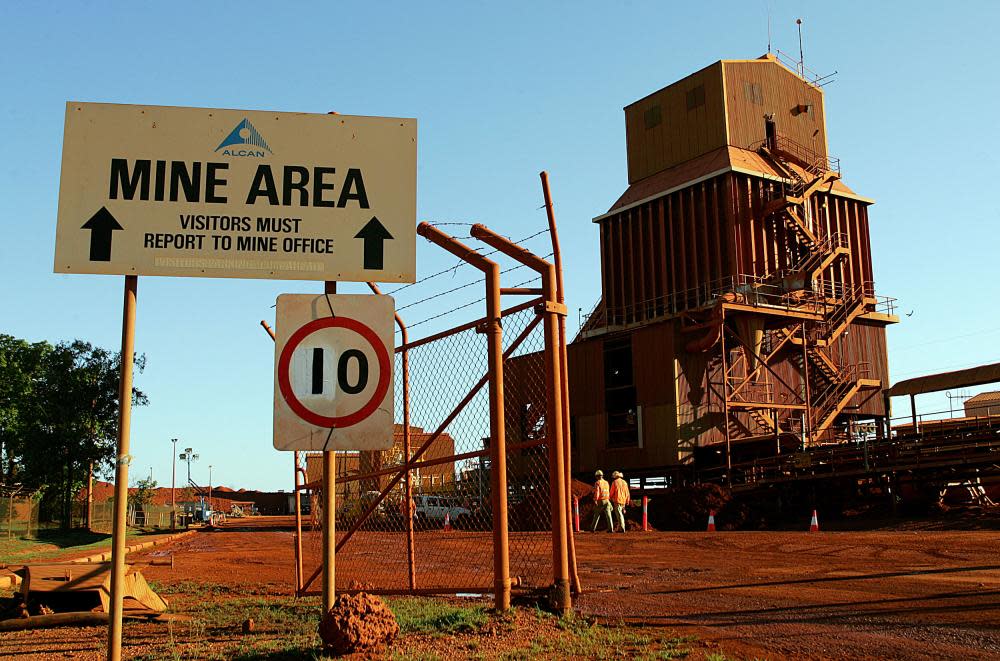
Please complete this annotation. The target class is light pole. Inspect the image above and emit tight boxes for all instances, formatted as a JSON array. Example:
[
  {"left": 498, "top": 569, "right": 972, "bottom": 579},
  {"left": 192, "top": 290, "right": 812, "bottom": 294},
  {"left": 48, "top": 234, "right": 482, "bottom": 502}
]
[
  {"left": 208, "top": 465, "right": 213, "bottom": 512},
  {"left": 179, "top": 447, "right": 200, "bottom": 521},
  {"left": 179, "top": 447, "right": 200, "bottom": 484},
  {"left": 170, "top": 438, "right": 178, "bottom": 530}
]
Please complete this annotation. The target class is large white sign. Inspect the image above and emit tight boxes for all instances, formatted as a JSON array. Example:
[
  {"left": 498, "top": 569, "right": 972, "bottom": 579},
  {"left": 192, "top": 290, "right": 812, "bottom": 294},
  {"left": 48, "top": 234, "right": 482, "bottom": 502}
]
[
  {"left": 273, "top": 294, "right": 395, "bottom": 451},
  {"left": 54, "top": 103, "right": 416, "bottom": 282}
]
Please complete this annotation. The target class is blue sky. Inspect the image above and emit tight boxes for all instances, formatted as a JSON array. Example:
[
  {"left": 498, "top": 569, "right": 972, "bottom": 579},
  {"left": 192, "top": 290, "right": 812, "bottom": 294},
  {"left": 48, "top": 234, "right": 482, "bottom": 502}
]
[{"left": 2, "top": 2, "right": 998, "bottom": 491}]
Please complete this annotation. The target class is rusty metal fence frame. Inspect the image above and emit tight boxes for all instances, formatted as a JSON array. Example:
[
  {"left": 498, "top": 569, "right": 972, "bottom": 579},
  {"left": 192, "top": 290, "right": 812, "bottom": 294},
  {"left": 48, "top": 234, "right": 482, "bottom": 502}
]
[{"left": 278, "top": 176, "right": 578, "bottom": 611}]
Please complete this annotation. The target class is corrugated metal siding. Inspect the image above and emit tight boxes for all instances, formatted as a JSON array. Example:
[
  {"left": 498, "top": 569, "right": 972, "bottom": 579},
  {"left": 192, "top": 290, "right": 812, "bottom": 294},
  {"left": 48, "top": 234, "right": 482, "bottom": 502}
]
[
  {"left": 598, "top": 173, "right": 731, "bottom": 324},
  {"left": 675, "top": 347, "right": 725, "bottom": 448},
  {"left": 625, "top": 62, "right": 727, "bottom": 183},
  {"left": 809, "top": 191, "right": 875, "bottom": 295},
  {"left": 569, "top": 323, "right": 682, "bottom": 473},
  {"left": 599, "top": 170, "right": 876, "bottom": 322},
  {"left": 567, "top": 338, "right": 604, "bottom": 416},
  {"left": 632, "top": 322, "right": 675, "bottom": 406},
  {"left": 831, "top": 321, "right": 888, "bottom": 416},
  {"left": 723, "top": 60, "right": 827, "bottom": 155}
]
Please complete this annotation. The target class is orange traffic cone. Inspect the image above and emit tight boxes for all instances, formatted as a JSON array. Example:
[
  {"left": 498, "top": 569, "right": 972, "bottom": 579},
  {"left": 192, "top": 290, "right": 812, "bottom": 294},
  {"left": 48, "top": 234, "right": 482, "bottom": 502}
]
[
  {"left": 707, "top": 510, "right": 716, "bottom": 532},
  {"left": 809, "top": 509, "right": 819, "bottom": 532},
  {"left": 443, "top": 511, "right": 453, "bottom": 532}
]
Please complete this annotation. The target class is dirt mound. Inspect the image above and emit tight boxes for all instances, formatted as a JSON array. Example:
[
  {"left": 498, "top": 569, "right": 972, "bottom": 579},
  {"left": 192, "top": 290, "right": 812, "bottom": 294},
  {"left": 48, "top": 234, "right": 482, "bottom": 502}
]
[{"left": 318, "top": 592, "right": 398, "bottom": 655}]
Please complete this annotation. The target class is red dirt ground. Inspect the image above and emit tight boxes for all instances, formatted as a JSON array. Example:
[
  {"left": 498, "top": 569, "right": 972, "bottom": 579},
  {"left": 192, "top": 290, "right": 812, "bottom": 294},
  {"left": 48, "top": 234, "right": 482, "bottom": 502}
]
[
  {"left": 572, "top": 530, "right": 1000, "bottom": 660},
  {"left": 134, "top": 518, "right": 1000, "bottom": 659},
  {"left": 3, "top": 517, "right": 1000, "bottom": 658}
]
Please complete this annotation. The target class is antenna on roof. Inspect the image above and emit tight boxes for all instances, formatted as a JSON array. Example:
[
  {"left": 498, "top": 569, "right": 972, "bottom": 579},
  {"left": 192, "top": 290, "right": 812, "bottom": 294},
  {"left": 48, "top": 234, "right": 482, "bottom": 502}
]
[
  {"left": 766, "top": 3, "right": 772, "bottom": 53},
  {"left": 774, "top": 17, "right": 837, "bottom": 88},
  {"left": 796, "top": 18, "right": 805, "bottom": 78}
]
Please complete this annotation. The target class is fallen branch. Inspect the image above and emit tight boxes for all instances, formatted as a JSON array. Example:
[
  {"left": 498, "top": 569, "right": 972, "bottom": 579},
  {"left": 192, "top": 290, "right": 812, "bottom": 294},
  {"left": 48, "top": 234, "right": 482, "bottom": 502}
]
[{"left": 0, "top": 612, "right": 108, "bottom": 631}]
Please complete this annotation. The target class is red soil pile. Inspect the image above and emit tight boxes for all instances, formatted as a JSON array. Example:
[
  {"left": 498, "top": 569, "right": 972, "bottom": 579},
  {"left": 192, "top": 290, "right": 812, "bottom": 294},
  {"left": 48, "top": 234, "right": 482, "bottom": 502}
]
[{"left": 318, "top": 592, "right": 398, "bottom": 655}]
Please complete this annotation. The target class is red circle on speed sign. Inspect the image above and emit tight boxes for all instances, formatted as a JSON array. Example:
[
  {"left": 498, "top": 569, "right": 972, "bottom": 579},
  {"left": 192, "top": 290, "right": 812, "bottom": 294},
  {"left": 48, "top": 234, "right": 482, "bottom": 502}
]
[{"left": 277, "top": 316, "right": 391, "bottom": 428}]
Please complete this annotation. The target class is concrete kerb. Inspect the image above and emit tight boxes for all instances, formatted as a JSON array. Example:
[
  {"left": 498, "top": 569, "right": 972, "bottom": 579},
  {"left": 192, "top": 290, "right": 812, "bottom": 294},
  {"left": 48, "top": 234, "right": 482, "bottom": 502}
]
[
  {"left": 69, "top": 529, "right": 198, "bottom": 564},
  {"left": 0, "top": 529, "right": 198, "bottom": 590}
]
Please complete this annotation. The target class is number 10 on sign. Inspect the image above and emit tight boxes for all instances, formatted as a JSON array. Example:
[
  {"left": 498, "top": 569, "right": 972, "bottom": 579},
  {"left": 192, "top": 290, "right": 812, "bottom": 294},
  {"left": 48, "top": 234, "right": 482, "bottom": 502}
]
[{"left": 273, "top": 294, "right": 395, "bottom": 451}]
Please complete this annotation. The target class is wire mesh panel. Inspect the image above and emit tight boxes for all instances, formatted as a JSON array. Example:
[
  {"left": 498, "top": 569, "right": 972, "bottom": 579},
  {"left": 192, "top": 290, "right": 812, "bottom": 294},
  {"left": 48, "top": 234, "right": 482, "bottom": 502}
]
[
  {"left": 299, "top": 301, "right": 554, "bottom": 594},
  {"left": 502, "top": 306, "right": 552, "bottom": 589},
  {"left": 90, "top": 500, "right": 115, "bottom": 534},
  {"left": 0, "top": 494, "right": 39, "bottom": 539}
]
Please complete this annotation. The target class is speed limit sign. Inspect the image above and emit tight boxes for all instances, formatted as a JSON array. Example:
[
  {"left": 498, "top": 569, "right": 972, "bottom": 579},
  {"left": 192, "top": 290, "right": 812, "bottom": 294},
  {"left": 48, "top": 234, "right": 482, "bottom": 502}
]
[{"left": 272, "top": 294, "right": 395, "bottom": 451}]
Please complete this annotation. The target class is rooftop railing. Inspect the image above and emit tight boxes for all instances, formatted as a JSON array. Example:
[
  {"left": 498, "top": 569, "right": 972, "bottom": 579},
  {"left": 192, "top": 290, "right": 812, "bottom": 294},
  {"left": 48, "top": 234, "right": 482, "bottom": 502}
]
[{"left": 578, "top": 276, "right": 895, "bottom": 337}]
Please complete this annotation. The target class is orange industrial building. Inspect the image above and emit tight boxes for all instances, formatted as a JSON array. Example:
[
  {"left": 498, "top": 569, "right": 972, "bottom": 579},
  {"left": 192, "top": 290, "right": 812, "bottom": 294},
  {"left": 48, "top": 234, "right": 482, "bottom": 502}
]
[
  {"left": 305, "top": 424, "right": 457, "bottom": 499},
  {"left": 570, "top": 54, "right": 898, "bottom": 482}
]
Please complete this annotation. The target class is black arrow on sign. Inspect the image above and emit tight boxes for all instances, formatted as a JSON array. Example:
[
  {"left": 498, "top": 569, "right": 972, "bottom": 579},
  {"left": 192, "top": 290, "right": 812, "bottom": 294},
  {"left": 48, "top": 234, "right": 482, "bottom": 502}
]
[
  {"left": 81, "top": 207, "right": 124, "bottom": 262},
  {"left": 354, "top": 216, "right": 393, "bottom": 270}
]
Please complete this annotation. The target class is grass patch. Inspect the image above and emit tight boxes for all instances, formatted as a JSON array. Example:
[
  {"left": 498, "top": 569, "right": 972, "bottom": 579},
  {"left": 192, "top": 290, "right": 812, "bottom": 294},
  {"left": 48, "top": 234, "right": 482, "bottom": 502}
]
[
  {"left": 128, "top": 589, "right": 693, "bottom": 661},
  {"left": 134, "top": 594, "right": 323, "bottom": 661},
  {"left": 386, "top": 597, "right": 489, "bottom": 635},
  {"left": 0, "top": 528, "right": 143, "bottom": 564},
  {"left": 133, "top": 593, "right": 491, "bottom": 660},
  {"left": 501, "top": 610, "right": 693, "bottom": 661}
]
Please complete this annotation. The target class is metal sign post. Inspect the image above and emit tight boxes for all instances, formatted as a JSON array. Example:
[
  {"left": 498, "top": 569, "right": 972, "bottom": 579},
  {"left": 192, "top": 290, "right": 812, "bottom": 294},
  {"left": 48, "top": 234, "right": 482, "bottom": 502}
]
[
  {"left": 107, "top": 275, "right": 137, "bottom": 661},
  {"left": 51, "top": 101, "right": 417, "bottom": 660},
  {"left": 323, "top": 281, "right": 336, "bottom": 615},
  {"left": 272, "top": 283, "right": 396, "bottom": 615},
  {"left": 322, "top": 450, "right": 336, "bottom": 613}
]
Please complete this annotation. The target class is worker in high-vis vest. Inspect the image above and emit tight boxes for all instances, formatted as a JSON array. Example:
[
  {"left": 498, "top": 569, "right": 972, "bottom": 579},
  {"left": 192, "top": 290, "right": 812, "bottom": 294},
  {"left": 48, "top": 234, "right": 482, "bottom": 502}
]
[
  {"left": 590, "top": 470, "right": 613, "bottom": 532},
  {"left": 609, "top": 471, "right": 631, "bottom": 533}
]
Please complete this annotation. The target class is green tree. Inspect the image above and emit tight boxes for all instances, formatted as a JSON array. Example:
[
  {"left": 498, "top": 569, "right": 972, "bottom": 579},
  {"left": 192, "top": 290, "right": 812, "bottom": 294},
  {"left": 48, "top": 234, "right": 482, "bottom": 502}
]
[
  {"left": 0, "top": 335, "right": 147, "bottom": 528},
  {"left": 128, "top": 477, "right": 158, "bottom": 516},
  {"left": 0, "top": 335, "right": 50, "bottom": 481}
]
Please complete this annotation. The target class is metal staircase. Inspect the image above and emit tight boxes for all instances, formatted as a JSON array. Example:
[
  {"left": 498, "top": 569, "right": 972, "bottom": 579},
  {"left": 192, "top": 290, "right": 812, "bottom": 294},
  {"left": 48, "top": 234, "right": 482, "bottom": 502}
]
[
  {"left": 816, "top": 283, "right": 869, "bottom": 345},
  {"left": 811, "top": 362, "right": 879, "bottom": 438},
  {"left": 732, "top": 134, "right": 882, "bottom": 446},
  {"left": 783, "top": 233, "right": 851, "bottom": 287}
]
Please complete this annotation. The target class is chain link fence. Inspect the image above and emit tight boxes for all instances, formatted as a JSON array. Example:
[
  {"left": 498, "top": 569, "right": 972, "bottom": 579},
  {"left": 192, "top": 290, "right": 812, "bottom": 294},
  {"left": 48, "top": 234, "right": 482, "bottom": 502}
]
[
  {"left": 0, "top": 491, "right": 39, "bottom": 540},
  {"left": 299, "top": 302, "right": 554, "bottom": 593},
  {"left": 0, "top": 491, "right": 176, "bottom": 540}
]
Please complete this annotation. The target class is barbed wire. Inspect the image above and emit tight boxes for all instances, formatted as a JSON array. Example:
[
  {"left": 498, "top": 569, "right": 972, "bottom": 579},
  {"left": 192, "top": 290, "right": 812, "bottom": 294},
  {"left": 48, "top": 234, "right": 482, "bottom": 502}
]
[
  {"left": 386, "top": 227, "right": 551, "bottom": 296},
  {"left": 400, "top": 275, "right": 542, "bottom": 332},
  {"left": 396, "top": 253, "right": 553, "bottom": 313}
]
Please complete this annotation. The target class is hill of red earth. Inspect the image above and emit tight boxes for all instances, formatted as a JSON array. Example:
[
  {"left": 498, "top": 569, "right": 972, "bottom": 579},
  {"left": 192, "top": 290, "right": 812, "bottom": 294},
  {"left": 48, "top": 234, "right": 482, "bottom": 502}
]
[{"left": 83, "top": 481, "right": 262, "bottom": 509}]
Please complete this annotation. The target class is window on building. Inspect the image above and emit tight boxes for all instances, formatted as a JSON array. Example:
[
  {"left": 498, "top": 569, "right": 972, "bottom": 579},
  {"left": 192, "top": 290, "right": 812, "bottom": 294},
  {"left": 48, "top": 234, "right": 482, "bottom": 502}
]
[
  {"left": 744, "top": 82, "right": 763, "bottom": 105},
  {"left": 686, "top": 85, "right": 706, "bottom": 110},
  {"left": 604, "top": 338, "right": 640, "bottom": 447},
  {"left": 644, "top": 104, "right": 662, "bottom": 129},
  {"left": 792, "top": 103, "right": 814, "bottom": 118}
]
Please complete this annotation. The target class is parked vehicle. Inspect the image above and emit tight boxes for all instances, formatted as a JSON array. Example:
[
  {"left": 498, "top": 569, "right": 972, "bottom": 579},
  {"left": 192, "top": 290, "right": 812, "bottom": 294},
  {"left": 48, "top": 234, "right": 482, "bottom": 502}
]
[
  {"left": 413, "top": 495, "right": 471, "bottom": 529},
  {"left": 339, "top": 491, "right": 390, "bottom": 529}
]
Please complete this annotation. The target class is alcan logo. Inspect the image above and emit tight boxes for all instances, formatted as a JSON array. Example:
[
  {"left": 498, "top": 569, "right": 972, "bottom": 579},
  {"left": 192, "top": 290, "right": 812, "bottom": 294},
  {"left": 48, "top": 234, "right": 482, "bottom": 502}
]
[{"left": 215, "top": 118, "right": 272, "bottom": 157}]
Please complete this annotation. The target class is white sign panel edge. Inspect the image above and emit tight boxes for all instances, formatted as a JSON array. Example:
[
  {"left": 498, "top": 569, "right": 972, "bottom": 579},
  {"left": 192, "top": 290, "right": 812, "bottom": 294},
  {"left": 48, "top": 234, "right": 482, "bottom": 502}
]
[
  {"left": 54, "top": 102, "right": 416, "bottom": 283},
  {"left": 272, "top": 293, "right": 396, "bottom": 451}
]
